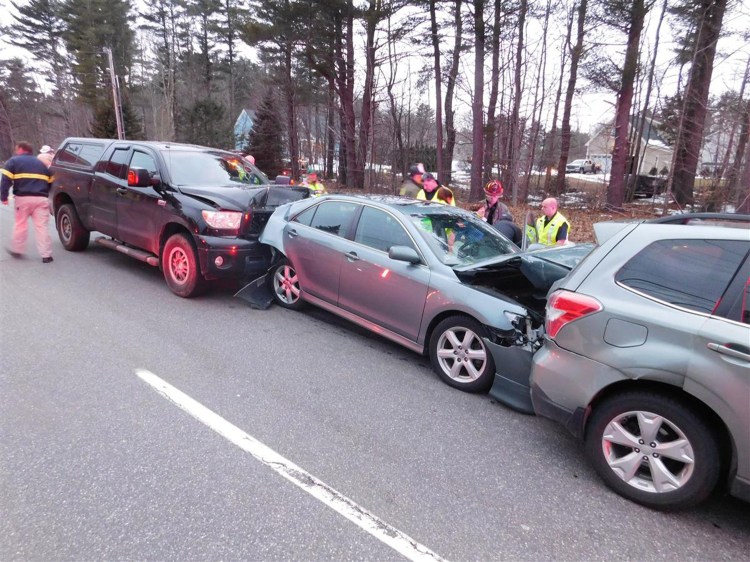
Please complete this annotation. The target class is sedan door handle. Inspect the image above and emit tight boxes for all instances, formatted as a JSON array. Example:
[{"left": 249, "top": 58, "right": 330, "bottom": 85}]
[
  {"left": 345, "top": 251, "right": 360, "bottom": 262},
  {"left": 707, "top": 342, "right": 750, "bottom": 362},
  {"left": 287, "top": 228, "right": 298, "bottom": 238},
  {"left": 116, "top": 187, "right": 127, "bottom": 195}
]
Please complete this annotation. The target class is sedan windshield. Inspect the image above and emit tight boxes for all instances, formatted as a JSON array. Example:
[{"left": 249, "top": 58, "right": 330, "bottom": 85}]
[
  {"left": 164, "top": 150, "right": 270, "bottom": 187},
  {"left": 407, "top": 208, "right": 518, "bottom": 266}
]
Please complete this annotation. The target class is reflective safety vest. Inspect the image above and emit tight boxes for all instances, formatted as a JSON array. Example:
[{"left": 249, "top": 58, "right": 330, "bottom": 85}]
[
  {"left": 416, "top": 187, "right": 456, "bottom": 206},
  {"left": 526, "top": 212, "right": 570, "bottom": 246},
  {"left": 307, "top": 181, "right": 327, "bottom": 196}
]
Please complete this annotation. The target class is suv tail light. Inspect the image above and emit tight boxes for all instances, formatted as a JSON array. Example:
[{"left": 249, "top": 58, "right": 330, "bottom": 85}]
[{"left": 546, "top": 290, "right": 602, "bottom": 339}]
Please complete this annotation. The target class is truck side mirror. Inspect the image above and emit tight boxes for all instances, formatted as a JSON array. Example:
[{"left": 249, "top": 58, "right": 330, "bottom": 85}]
[{"left": 127, "top": 167, "right": 153, "bottom": 188}]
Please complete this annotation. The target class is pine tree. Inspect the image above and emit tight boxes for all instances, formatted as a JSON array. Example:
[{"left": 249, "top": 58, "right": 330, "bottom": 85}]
[
  {"left": 90, "top": 98, "right": 144, "bottom": 139},
  {"left": 2, "top": 0, "right": 68, "bottom": 94},
  {"left": 248, "top": 91, "right": 284, "bottom": 179},
  {"left": 62, "top": 0, "right": 135, "bottom": 106}
]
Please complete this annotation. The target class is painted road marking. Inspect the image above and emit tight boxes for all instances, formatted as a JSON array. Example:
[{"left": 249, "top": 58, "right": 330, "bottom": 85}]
[{"left": 136, "top": 369, "right": 447, "bottom": 562}]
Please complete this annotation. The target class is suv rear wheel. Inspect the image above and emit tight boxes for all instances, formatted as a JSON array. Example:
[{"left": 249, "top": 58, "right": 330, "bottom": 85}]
[
  {"left": 162, "top": 233, "right": 206, "bottom": 298},
  {"left": 585, "top": 391, "right": 721, "bottom": 510}
]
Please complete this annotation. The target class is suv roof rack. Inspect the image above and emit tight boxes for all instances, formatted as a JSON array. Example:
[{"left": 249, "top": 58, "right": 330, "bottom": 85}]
[{"left": 648, "top": 212, "right": 750, "bottom": 225}]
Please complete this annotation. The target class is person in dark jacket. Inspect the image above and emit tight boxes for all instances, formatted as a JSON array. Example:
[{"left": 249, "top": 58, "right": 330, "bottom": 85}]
[
  {"left": 1, "top": 142, "right": 54, "bottom": 262},
  {"left": 476, "top": 180, "right": 522, "bottom": 245},
  {"left": 399, "top": 163, "right": 425, "bottom": 197}
]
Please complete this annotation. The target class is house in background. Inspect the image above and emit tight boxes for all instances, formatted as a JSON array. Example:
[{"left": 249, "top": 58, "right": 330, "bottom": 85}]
[
  {"left": 586, "top": 117, "right": 673, "bottom": 176},
  {"left": 234, "top": 109, "right": 257, "bottom": 150}
]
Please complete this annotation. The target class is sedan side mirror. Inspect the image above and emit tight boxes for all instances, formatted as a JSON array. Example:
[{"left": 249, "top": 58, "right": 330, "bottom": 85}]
[{"left": 388, "top": 245, "right": 421, "bottom": 264}]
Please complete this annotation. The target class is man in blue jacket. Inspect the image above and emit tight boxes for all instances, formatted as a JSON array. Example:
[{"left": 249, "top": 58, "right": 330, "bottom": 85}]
[{"left": 1, "top": 142, "right": 54, "bottom": 263}]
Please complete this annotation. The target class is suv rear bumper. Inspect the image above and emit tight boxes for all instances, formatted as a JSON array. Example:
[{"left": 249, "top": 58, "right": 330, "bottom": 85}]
[
  {"left": 196, "top": 235, "right": 272, "bottom": 280},
  {"left": 530, "top": 340, "right": 626, "bottom": 439}
]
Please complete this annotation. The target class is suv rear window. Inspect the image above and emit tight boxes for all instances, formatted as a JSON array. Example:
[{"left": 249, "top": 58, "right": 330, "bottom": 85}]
[{"left": 615, "top": 239, "right": 748, "bottom": 314}]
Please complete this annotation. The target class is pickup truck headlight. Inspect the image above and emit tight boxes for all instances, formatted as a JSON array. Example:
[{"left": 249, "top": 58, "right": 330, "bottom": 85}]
[{"left": 201, "top": 210, "right": 243, "bottom": 230}]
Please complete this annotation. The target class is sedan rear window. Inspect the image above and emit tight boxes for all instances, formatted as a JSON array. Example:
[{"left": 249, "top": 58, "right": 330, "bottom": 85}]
[{"left": 615, "top": 239, "right": 749, "bottom": 314}]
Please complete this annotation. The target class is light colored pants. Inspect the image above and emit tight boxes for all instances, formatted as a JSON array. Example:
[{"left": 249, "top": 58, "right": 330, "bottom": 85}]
[{"left": 12, "top": 196, "right": 52, "bottom": 259}]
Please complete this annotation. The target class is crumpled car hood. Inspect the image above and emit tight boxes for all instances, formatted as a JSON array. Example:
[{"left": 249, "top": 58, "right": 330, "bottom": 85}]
[
  {"left": 178, "top": 185, "right": 269, "bottom": 210},
  {"left": 178, "top": 185, "right": 310, "bottom": 211}
]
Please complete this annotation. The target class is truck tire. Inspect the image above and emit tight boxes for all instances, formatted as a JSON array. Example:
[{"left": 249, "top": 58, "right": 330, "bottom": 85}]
[
  {"left": 162, "top": 233, "right": 206, "bottom": 298},
  {"left": 56, "top": 203, "right": 90, "bottom": 251}
]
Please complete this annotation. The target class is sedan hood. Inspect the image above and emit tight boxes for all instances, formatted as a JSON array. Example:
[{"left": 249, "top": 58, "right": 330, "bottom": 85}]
[{"left": 454, "top": 243, "right": 594, "bottom": 316}]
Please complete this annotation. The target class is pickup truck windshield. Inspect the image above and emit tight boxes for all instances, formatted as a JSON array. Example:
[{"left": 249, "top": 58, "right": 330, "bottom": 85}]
[{"left": 164, "top": 150, "right": 270, "bottom": 187}]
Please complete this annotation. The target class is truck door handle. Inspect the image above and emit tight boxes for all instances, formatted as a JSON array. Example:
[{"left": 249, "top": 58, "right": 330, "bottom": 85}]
[
  {"left": 345, "top": 251, "right": 359, "bottom": 262},
  {"left": 116, "top": 187, "right": 127, "bottom": 195},
  {"left": 707, "top": 342, "right": 750, "bottom": 362}
]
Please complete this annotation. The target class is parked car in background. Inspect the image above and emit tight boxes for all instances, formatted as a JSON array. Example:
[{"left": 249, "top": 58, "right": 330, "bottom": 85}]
[
  {"left": 253, "top": 195, "right": 591, "bottom": 408},
  {"left": 565, "top": 159, "right": 596, "bottom": 174},
  {"left": 49, "top": 138, "right": 310, "bottom": 297},
  {"left": 531, "top": 213, "right": 750, "bottom": 510}
]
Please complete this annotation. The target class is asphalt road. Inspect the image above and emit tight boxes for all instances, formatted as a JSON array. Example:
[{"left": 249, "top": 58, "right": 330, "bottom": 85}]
[{"left": 1, "top": 203, "right": 748, "bottom": 561}]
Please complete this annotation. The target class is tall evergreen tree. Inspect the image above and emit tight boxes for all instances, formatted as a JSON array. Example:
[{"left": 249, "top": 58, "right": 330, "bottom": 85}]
[
  {"left": 62, "top": 0, "right": 135, "bottom": 106},
  {"left": 248, "top": 91, "right": 285, "bottom": 178},
  {"left": 2, "top": 0, "right": 69, "bottom": 95}
]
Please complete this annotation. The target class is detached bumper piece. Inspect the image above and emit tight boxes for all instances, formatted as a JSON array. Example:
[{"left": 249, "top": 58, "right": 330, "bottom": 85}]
[{"left": 484, "top": 339, "right": 535, "bottom": 414}]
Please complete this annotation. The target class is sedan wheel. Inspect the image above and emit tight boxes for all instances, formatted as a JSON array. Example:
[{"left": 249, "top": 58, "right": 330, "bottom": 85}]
[
  {"left": 271, "top": 258, "right": 304, "bottom": 310},
  {"left": 429, "top": 315, "right": 495, "bottom": 393},
  {"left": 585, "top": 391, "right": 721, "bottom": 510}
]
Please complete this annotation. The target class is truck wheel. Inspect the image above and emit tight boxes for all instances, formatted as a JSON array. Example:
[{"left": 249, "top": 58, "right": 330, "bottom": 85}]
[
  {"left": 56, "top": 203, "right": 90, "bottom": 251},
  {"left": 162, "top": 233, "right": 206, "bottom": 298}
]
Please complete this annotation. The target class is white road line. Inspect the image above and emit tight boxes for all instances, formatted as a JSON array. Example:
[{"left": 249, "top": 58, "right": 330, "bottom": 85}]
[{"left": 136, "top": 369, "right": 448, "bottom": 562}]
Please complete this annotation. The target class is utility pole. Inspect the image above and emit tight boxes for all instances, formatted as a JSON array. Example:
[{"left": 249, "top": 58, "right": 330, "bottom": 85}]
[{"left": 104, "top": 47, "right": 125, "bottom": 140}]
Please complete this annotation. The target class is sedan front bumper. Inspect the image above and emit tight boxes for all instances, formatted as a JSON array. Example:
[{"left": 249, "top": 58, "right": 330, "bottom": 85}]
[{"left": 485, "top": 339, "right": 535, "bottom": 414}]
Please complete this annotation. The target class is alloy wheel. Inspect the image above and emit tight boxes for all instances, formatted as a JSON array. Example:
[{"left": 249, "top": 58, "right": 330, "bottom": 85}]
[
  {"left": 168, "top": 247, "right": 190, "bottom": 284},
  {"left": 601, "top": 410, "right": 695, "bottom": 494},
  {"left": 435, "top": 326, "right": 488, "bottom": 383},
  {"left": 274, "top": 264, "right": 300, "bottom": 305}
]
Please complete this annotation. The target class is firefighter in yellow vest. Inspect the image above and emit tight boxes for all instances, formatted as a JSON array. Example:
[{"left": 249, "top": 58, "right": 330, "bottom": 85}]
[
  {"left": 416, "top": 173, "right": 456, "bottom": 206},
  {"left": 305, "top": 171, "right": 327, "bottom": 196},
  {"left": 525, "top": 197, "right": 570, "bottom": 246}
]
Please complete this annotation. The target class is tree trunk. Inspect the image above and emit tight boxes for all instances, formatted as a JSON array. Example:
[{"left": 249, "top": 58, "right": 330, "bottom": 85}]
[
  {"left": 543, "top": 8, "right": 572, "bottom": 194},
  {"left": 507, "top": 0, "right": 527, "bottom": 205},
  {"left": 429, "top": 0, "right": 444, "bottom": 182},
  {"left": 670, "top": 0, "right": 728, "bottom": 206},
  {"left": 356, "top": 2, "right": 377, "bottom": 190},
  {"left": 554, "top": 0, "right": 587, "bottom": 196},
  {"left": 524, "top": 0, "right": 553, "bottom": 200},
  {"left": 606, "top": 0, "right": 646, "bottom": 209},
  {"left": 470, "top": 0, "right": 485, "bottom": 201},
  {"left": 443, "top": 0, "right": 463, "bottom": 186},
  {"left": 630, "top": 0, "right": 668, "bottom": 201},
  {"left": 326, "top": 78, "right": 336, "bottom": 178},
  {"left": 284, "top": 45, "right": 300, "bottom": 181},
  {"left": 483, "top": 0, "right": 502, "bottom": 186},
  {"left": 737, "top": 120, "right": 750, "bottom": 213}
]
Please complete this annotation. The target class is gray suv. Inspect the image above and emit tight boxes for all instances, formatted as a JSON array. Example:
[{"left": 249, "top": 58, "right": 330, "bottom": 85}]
[{"left": 531, "top": 214, "right": 750, "bottom": 510}]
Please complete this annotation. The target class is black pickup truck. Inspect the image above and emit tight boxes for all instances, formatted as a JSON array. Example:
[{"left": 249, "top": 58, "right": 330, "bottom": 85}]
[{"left": 49, "top": 138, "right": 310, "bottom": 297}]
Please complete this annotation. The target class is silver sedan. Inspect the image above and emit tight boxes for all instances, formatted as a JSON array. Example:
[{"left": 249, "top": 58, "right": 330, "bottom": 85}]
[{"left": 256, "top": 194, "right": 589, "bottom": 407}]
